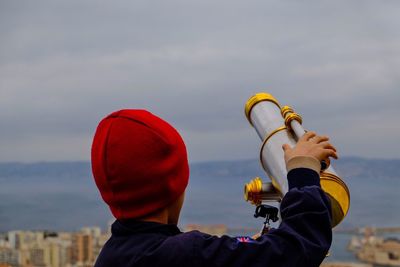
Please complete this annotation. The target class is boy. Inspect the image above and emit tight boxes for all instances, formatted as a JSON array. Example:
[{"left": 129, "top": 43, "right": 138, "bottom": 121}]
[{"left": 92, "top": 109, "right": 336, "bottom": 267}]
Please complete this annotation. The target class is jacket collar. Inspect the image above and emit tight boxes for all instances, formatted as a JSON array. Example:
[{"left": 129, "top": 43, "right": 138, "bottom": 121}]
[{"left": 111, "top": 219, "right": 182, "bottom": 237}]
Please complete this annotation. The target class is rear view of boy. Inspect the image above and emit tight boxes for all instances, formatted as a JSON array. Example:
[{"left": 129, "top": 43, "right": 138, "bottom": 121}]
[{"left": 92, "top": 109, "right": 336, "bottom": 267}]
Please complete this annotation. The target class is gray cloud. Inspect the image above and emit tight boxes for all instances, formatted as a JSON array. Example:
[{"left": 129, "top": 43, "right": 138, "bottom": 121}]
[{"left": 0, "top": 0, "right": 399, "bottom": 162}]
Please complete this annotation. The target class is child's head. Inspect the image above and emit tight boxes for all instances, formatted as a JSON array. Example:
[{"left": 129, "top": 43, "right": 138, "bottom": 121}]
[{"left": 91, "top": 110, "right": 189, "bottom": 222}]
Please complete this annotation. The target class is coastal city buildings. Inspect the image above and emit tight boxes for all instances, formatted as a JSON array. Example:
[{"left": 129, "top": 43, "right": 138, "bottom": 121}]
[
  {"left": 0, "top": 227, "right": 110, "bottom": 267},
  {"left": 2, "top": 225, "right": 400, "bottom": 267},
  {"left": 348, "top": 227, "right": 400, "bottom": 266}
]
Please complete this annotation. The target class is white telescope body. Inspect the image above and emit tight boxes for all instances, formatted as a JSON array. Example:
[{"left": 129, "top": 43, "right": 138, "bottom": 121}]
[
  {"left": 250, "top": 102, "right": 296, "bottom": 195},
  {"left": 244, "top": 93, "right": 350, "bottom": 227}
]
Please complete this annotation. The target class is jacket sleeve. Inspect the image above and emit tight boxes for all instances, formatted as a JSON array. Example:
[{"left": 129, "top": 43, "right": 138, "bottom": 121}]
[{"left": 191, "top": 168, "right": 332, "bottom": 267}]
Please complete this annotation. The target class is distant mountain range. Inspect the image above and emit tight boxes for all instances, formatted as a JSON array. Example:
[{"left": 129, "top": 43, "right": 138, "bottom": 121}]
[
  {"left": 190, "top": 156, "right": 400, "bottom": 179},
  {"left": 0, "top": 157, "right": 399, "bottom": 232},
  {"left": 1, "top": 156, "right": 398, "bottom": 179}
]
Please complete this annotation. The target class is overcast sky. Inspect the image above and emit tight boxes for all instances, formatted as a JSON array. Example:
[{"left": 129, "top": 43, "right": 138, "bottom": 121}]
[{"left": 0, "top": 0, "right": 399, "bottom": 163}]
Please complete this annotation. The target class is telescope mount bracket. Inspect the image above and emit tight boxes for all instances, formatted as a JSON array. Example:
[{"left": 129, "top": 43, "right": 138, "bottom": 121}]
[{"left": 254, "top": 204, "right": 279, "bottom": 234}]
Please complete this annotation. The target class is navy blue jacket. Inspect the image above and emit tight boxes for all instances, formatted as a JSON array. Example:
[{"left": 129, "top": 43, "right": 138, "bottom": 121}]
[{"left": 95, "top": 168, "right": 332, "bottom": 267}]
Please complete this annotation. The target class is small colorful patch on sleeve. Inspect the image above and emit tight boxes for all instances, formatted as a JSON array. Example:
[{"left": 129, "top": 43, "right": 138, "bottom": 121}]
[{"left": 235, "top": 236, "right": 257, "bottom": 243}]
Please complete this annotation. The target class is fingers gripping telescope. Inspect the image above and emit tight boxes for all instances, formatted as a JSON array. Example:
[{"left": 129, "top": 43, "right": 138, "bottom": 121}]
[{"left": 244, "top": 93, "right": 350, "bottom": 227}]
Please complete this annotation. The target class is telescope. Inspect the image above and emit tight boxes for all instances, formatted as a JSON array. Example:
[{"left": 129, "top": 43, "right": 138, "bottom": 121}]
[{"left": 244, "top": 93, "right": 350, "bottom": 228}]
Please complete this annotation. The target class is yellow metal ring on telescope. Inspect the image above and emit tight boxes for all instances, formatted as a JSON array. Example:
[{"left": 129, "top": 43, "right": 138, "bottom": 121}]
[
  {"left": 281, "top": 105, "right": 294, "bottom": 118},
  {"left": 245, "top": 93, "right": 281, "bottom": 124},
  {"left": 284, "top": 113, "right": 303, "bottom": 130}
]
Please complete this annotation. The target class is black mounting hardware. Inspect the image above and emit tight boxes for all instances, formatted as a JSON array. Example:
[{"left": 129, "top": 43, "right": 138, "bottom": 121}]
[{"left": 254, "top": 204, "right": 279, "bottom": 235}]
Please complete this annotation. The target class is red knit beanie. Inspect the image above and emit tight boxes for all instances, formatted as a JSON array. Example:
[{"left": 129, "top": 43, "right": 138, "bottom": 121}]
[{"left": 91, "top": 109, "right": 189, "bottom": 219}]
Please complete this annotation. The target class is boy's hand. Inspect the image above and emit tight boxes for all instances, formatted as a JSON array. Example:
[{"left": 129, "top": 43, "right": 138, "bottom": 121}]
[{"left": 282, "top": 131, "right": 338, "bottom": 165}]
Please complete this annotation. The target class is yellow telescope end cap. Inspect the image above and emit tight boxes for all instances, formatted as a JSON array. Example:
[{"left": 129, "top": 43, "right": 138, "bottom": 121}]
[
  {"left": 320, "top": 172, "right": 351, "bottom": 228},
  {"left": 245, "top": 93, "right": 281, "bottom": 124}
]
